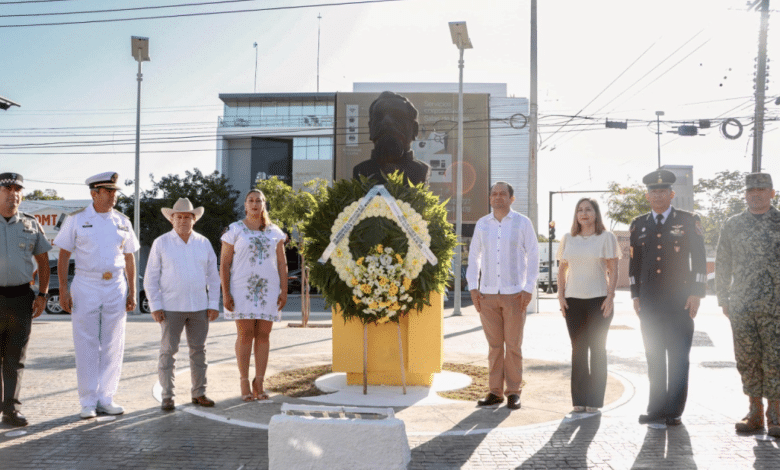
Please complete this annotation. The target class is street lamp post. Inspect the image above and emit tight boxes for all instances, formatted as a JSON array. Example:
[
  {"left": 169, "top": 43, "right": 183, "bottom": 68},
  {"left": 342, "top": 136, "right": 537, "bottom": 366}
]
[
  {"left": 448, "top": 22, "right": 472, "bottom": 316},
  {"left": 253, "top": 42, "right": 258, "bottom": 93},
  {"left": 655, "top": 110, "right": 664, "bottom": 168},
  {"left": 131, "top": 36, "right": 150, "bottom": 314}
]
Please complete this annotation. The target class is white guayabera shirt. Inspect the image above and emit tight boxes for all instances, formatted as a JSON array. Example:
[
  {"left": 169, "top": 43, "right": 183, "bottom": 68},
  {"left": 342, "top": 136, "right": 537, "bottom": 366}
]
[
  {"left": 143, "top": 230, "right": 220, "bottom": 312},
  {"left": 466, "top": 210, "right": 539, "bottom": 295}
]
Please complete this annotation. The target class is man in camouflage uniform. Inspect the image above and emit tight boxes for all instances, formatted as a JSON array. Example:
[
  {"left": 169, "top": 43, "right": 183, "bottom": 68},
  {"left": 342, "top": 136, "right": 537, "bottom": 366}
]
[{"left": 716, "top": 172, "right": 780, "bottom": 436}]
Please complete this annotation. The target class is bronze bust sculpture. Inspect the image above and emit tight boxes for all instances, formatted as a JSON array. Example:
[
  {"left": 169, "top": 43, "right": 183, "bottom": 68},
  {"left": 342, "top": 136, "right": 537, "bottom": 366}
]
[{"left": 353, "top": 91, "right": 431, "bottom": 185}]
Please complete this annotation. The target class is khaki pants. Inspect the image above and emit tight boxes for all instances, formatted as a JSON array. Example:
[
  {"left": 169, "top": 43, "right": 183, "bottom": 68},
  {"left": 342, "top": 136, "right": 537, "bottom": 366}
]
[
  {"left": 479, "top": 294, "right": 527, "bottom": 397},
  {"left": 158, "top": 310, "right": 209, "bottom": 400}
]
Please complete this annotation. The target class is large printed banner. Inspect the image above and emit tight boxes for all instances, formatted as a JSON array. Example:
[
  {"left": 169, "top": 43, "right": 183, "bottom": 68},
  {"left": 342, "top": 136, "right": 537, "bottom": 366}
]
[{"left": 334, "top": 92, "right": 489, "bottom": 224}]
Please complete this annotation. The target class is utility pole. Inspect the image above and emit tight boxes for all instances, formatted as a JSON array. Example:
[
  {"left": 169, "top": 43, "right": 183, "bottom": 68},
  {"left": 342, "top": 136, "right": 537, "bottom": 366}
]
[
  {"left": 528, "top": 0, "right": 538, "bottom": 231},
  {"left": 752, "top": 0, "right": 770, "bottom": 172},
  {"left": 317, "top": 13, "right": 322, "bottom": 93}
]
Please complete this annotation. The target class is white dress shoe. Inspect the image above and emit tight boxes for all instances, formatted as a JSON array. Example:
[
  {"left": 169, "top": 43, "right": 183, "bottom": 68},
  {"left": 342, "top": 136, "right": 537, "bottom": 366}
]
[
  {"left": 80, "top": 406, "right": 97, "bottom": 419},
  {"left": 96, "top": 401, "right": 125, "bottom": 415}
]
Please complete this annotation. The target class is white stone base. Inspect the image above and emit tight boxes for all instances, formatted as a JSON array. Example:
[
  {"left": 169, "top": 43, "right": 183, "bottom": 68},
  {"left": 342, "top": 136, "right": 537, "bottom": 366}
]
[{"left": 269, "top": 404, "right": 410, "bottom": 470}]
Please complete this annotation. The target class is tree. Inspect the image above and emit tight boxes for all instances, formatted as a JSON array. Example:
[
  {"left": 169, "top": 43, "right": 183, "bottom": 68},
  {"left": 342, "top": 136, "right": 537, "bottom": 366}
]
[
  {"left": 604, "top": 181, "right": 650, "bottom": 229},
  {"left": 24, "top": 189, "right": 63, "bottom": 200},
  {"left": 118, "top": 169, "right": 240, "bottom": 255},
  {"left": 256, "top": 176, "right": 328, "bottom": 327},
  {"left": 256, "top": 176, "right": 328, "bottom": 247},
  {"left": 694, "top": 170, "right": 780, "bottom": 247}
]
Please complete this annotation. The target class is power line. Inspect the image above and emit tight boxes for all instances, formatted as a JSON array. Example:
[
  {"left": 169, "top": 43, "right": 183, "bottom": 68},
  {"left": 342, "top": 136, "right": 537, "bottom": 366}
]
[
  {"left": 0, "top": 0, "right": 409, "bottom": 28},
  {"left": 1, "top": 0, "right": 275, "bottom": 18}
]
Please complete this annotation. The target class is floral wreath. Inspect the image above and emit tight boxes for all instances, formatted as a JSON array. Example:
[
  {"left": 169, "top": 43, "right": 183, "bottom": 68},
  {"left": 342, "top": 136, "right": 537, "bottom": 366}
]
[{"left": 303, "top": 172, "right": 457, "bottom": 325}]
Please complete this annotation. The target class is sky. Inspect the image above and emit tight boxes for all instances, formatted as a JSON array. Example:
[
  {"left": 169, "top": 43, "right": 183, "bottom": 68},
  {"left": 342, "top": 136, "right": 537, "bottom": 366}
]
[{"left": 2, "top": 0, "right": 779, "bottom": 233}]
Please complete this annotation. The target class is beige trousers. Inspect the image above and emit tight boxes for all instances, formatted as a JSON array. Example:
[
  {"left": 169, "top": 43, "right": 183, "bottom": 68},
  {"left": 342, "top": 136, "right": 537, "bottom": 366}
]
[{"left": 478, "top": 294, "right": 526, "bottom": 397}]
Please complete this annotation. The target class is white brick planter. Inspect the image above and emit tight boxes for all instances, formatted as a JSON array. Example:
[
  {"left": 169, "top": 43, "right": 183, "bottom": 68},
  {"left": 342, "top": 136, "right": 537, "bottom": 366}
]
[{"left": 269, "top": 403, "right": 410, "bottom": 470}]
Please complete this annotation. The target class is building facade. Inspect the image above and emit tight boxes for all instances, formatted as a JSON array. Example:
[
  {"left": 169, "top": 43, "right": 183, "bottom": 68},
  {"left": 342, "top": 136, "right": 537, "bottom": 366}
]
[{"left": 216, "top": 83, "right": 531, "bottom": 224}]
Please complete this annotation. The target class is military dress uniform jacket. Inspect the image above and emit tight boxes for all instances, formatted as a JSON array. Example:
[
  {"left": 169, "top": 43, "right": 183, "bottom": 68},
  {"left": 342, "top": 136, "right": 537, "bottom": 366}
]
[
  {"left": 629, "top": 207, "right": 707, "bottom": 305},
  {"left": 716, "top": 206, "right": 780, "bottom": 316},
  {"left": 0, "top": 212, "right": 51, "bottom": 287}
]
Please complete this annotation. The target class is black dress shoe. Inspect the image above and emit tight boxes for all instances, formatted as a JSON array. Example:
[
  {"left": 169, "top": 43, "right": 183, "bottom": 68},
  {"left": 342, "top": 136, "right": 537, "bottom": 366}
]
[
  {"left": 638, "top": 413, "right": 664, "bottom": 424},
  {"left": 666, "top": 416, "right": 682, "bottom": 426},
  {"left": 2, "top": 410, "right": 28, "bottom": 427},
  {"left": 506, "top": 394, "right": 521, "bottom": 410},
  {"left": 477, "top": 393, "right": 504, "bottom": 407}
]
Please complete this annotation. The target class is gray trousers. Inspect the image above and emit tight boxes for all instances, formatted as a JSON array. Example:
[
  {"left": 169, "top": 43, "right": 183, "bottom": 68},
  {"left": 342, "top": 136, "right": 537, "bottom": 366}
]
[{"left": 158, "top": 310, "right": 209, "bottom": 399}]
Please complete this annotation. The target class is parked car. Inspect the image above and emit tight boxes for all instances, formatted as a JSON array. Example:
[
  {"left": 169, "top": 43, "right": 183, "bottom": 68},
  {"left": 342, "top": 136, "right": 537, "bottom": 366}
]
[
  {"left": 32, "top": 259, "right": 74, "bottom": 314},
  {"left": 287, "top": 268, "right": 318, "bottom": 294},
  {"left": 35, "top": 260, "right": 150, "bottom": 314},
  {"left": 446, "top": 266, "right": 469, "bottom": 292},
  {"left": 538, "top": 264, "right": 558, "bottom": 293}
]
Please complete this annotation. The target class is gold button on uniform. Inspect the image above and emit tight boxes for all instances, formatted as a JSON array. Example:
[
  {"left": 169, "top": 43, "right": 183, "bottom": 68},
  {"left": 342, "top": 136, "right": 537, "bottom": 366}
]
[{"left": 102, "top": 272, "right": 113, "bottom": 280}]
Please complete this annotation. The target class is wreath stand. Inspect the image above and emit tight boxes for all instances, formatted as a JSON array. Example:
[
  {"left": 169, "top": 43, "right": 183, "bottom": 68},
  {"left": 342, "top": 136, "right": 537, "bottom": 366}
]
[{"left": 332, "top": 291, "right": 443, "bottom": 393}]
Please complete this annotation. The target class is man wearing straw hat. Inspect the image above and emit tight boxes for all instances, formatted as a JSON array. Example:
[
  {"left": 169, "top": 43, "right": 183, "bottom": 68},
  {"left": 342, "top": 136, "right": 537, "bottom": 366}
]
[
  {"left": 54, "top": 171, "right": 139, "bottom": 419},
  {"left": 144, "top": 198, "right": 220, "bottom": 411}
]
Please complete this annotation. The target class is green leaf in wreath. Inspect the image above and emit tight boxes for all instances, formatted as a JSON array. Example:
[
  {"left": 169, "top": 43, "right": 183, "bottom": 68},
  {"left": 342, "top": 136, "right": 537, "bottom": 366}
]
[{"left": 348, "top": 217, "right": 409, "bottom": 260}]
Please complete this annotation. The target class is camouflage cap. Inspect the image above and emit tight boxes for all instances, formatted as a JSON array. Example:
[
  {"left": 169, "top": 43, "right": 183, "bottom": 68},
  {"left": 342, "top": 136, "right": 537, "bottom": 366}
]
[{"left": 746, "top": 172, "right": 773, "bottom": 190}]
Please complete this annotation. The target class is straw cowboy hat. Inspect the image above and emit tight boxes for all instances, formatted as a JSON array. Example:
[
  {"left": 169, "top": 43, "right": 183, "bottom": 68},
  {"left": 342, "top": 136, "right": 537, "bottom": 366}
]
[{"left": 161, "top": 198, "right": 204, "bottom": 223}]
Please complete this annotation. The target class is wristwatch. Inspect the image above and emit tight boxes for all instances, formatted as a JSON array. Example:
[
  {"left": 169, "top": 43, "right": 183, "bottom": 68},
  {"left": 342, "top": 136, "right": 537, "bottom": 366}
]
[{"left": 36, "top": 292, "right": 49, "bottom": 300}]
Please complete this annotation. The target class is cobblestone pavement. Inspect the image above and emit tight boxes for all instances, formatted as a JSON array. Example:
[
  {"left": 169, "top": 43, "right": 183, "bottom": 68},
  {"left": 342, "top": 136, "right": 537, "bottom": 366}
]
[{"left": 1, "top": 290, "right": 778, "bottom": 469}]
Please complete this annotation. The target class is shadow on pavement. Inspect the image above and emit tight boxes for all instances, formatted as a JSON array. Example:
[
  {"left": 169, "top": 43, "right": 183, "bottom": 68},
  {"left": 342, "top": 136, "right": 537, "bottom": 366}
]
[
  {"left": 516, "top": 413, "right": 601, "bottom": 469},
  {"left": 631, "top": 424, "right": 697, "bottom": 469},
  {"left": 0, "top": 405, "right": 269, "bottom": 469},
  {"left": 753, "top": 439, "right": 780, "bottom": 469},
  {"left": 410, "top": 405, "right": 512, "bottom": 467}
]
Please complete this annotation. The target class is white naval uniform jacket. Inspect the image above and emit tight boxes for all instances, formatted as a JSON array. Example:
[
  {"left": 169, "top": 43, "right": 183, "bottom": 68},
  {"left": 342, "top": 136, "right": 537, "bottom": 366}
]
[{"left": 54, "top": 203, "right": 139, "bottom": 277}]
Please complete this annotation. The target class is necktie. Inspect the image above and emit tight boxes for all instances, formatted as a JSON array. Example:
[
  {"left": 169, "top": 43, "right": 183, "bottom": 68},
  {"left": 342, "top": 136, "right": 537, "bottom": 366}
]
[{"left": 656, "top": 213, "right": 664, "bottom": 227}]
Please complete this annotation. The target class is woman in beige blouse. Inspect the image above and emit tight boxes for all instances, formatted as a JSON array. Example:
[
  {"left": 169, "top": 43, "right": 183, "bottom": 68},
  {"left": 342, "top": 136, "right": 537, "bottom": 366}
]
[{"left": 557, "top": 198, "right": 620, "bottom": 413}]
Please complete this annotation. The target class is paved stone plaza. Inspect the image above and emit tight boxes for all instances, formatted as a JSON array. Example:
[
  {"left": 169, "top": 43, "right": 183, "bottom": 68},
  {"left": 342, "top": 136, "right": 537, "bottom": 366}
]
[{"left": 1, "top": 290, "right": 778, "bottom": 469}]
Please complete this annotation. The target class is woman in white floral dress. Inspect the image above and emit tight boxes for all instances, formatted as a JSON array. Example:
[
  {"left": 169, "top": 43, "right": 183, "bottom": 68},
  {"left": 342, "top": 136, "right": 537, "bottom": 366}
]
[{"left": 220, "top": 189, "right": 288, "bottom": 401}]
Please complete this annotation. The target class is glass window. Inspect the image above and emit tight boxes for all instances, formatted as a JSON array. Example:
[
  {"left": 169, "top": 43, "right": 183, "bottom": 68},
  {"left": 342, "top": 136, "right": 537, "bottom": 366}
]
[
  {"left": 293, "top": 138, "right": 305, "bottom": 160},
  {"left": 301, "top": 101, "right": 316, "bottom": 117}
]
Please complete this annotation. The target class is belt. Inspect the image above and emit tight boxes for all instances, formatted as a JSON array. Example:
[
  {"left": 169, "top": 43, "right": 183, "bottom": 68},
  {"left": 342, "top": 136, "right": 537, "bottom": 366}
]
[
  {"left": 0, "top": 284, "right": 32, "bottom": 297},
  {"left": 75, "top": 269, "right": 124, "bottom": 281}
]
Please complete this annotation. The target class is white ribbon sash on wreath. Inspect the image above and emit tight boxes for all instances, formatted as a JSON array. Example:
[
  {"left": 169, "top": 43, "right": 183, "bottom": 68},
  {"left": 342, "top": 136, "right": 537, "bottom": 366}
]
[{"left": 318, "top": 185, "right": 437, "bottom": 266}]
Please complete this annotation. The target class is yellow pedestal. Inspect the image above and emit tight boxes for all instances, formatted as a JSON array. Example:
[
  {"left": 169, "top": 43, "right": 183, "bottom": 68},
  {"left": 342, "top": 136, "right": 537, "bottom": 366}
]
[{"left": 332, "top": 291, "right": 443, "bottom": 387}]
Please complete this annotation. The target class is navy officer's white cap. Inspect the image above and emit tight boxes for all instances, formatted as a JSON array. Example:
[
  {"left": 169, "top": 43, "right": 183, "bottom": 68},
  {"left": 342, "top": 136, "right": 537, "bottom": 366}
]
[{"left": 86, "top": 171, "right": 120, "bottom": 190}]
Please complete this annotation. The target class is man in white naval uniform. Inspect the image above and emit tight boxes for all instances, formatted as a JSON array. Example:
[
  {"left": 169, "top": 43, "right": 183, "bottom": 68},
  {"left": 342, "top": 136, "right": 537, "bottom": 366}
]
[{"left": 54, "top": 172, "right": 139, "bottom": 419}]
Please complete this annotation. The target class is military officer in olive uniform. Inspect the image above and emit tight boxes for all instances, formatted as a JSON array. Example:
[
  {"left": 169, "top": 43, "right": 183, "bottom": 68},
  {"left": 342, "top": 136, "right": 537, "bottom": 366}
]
[
  {"left": 54, "top": 172, "right": 139, "bottom": 420},
  {"left": 716, "top": 172, "right": 780, "bottom": 436},
  {"left": 0, "top": 172, "right": 51, "bottom": 427},
  {"left": 629, "top": 169, "right": 707, "bottom": 426}
]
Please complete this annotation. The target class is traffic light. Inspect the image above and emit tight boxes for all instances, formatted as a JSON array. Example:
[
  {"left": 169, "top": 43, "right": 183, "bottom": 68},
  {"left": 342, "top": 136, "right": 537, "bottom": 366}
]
[{"left": 549, "top": 221, "right": 556, "bottom": 240}]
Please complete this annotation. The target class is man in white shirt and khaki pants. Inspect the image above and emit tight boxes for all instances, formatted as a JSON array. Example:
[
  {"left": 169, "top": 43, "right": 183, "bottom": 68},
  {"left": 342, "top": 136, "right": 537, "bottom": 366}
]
[
  {"left": 144, "top": 198, "right": 220, "bottom": 411},
  {"left": 467, "top": 182, "right": 539, "bottom": 410}
]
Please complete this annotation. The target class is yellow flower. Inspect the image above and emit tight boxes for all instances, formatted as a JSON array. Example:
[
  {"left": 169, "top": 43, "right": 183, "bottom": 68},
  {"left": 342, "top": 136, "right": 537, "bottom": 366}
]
[
  {"left": 377, "top": 316, "right": 390, "bottom": 324},
  {"left": 360, "top": 284, "right": 372, "bottom": 294},
  {"left": 376, "top": 244, "right": 384, "bottom": 254},
  {"left": 402, "top": 277, "right": 412, "bottom": 289},
  {"left": 378, "top": 277, "right": 388, "bottom": 286},
  {"left": 369, "top": 302, "right": 378, "bottom": 309},
  {"left": 379, "top": 301, "right": 390, "bottom": 308},
  {"left": 395, "top": 254, "right": 403, "bottom": 264},
  {"left": 390, "top": 302, "right": 400, "bottom": 311},
  {"left": 356, "top": 257, "right": 364, "bottom": 266},
  {"left": 389, "top": 284, "right": 399, "bottom": 295},
  {"left": 350, "top": 277, "right": 359, "bottom": 286},
  {"left": 352, "top": 296, "right": 361, "bottom": 304}
]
